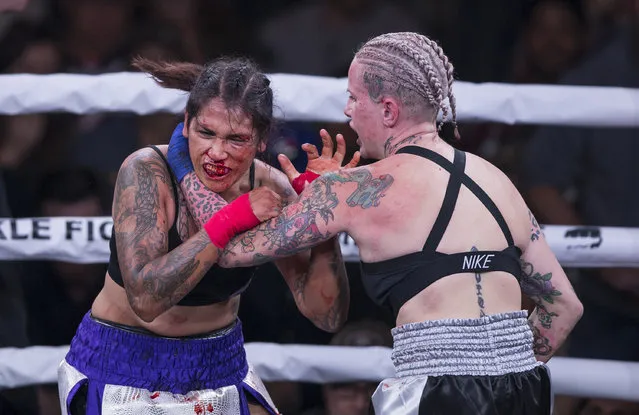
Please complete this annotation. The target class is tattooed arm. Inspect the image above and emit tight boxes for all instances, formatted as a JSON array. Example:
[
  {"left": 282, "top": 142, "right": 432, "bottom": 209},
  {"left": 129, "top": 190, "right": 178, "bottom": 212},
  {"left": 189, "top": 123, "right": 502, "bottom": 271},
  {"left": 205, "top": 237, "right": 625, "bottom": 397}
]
[
  {"left": 113, "top": 149, "right": 220, "bottom": 322},
  {"left": 180, "top": 171, "right": 228, "bottom": 227},
  {"left": 520, "top": 211, "right": 583, "bottom": 362},
  {"left": 275, "top": 236, "right": 350, "bottom": 333},
  {"left": 220, "top": 167, "right": 393, "bottom": 331},
  {"left": 265, "top": 162, "right": 350, "bottom": 333}
]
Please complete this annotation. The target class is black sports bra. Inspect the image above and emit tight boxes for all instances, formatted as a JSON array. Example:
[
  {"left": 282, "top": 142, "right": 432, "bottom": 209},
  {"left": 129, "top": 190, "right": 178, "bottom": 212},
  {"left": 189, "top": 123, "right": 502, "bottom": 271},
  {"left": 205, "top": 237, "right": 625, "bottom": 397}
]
[
  {"left": 108, "top": 146, "right": 257, "bottom": 306},
  {"left": 360, "top": 146, "right": 522, "bottom": 316}
]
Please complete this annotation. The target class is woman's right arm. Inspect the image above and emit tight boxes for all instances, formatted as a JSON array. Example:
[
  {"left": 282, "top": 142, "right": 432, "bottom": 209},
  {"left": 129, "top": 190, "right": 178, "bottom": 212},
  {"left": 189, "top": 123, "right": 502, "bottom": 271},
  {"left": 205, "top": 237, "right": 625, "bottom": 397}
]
[
  {"left": 519, "top": 211, "right": 584, "bottom": 363},
  {"left": 113, "top": 149, "right": 220, "bottom": 322}
]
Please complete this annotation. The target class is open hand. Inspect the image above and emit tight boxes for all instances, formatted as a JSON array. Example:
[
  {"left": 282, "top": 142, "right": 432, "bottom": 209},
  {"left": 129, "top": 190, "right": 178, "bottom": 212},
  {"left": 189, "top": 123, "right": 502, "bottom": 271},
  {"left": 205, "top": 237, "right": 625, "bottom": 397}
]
[{"left": 277, "top": 129, "right": 360, "bottom": 184}]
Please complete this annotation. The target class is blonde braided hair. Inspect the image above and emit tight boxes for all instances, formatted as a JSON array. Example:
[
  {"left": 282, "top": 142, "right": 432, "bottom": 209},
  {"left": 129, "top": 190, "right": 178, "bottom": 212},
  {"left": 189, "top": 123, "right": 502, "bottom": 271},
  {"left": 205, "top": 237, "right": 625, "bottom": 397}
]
[{"left": 355, "top": 32, "right": 459, "bottom": 139}]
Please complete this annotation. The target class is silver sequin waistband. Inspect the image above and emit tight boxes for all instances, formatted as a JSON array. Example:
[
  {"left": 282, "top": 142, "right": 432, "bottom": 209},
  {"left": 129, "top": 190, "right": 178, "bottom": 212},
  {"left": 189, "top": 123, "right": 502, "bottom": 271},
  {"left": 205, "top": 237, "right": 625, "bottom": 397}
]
[{"left": 391, "top": 311, "right": 541, "bottom": 377}]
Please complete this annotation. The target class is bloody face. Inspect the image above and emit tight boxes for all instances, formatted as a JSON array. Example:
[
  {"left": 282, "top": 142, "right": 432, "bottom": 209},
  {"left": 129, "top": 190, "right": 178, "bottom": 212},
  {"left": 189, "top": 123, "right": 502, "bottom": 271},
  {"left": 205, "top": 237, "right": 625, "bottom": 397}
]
[{"left": 183, "top": 99, "right": 260, "bottom": 194}]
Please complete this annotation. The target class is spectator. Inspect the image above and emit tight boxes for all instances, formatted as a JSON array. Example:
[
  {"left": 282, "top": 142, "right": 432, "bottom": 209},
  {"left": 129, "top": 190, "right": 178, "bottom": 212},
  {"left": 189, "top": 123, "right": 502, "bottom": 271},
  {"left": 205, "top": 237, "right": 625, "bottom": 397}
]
[
  {"left": 21, "top": 167, "right": 108, "bottom": 415},
  {"left": 521, "top": 0, "right": 639, "bottom": 411},
  {"left": 131, "top": 28, "right": 184, "bottom": 151},
  {"left": 257, "top": 0, "right": 420, "bottom": 77},
  {"left": 141, "top": 0, "right": 205, "bottom": 63},
  {"left": 0, "top": 129, "right": 36, "bottom": 415},
  {"left": 53, "top": 0, "right": 140, "bottom": 185},
  {"left": 462, "top": 0, "right": 588, "bottom": 185}
]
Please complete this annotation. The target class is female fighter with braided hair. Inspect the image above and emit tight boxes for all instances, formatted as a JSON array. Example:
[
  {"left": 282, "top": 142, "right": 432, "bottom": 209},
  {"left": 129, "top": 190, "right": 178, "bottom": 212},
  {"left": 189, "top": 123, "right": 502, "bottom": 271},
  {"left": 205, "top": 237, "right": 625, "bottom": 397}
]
[
  {"left": 57, "top": 56, "right": 358, "bottom": 415},
  {"left": 212, "top": 32, "right": 584, "bottom": 414}
]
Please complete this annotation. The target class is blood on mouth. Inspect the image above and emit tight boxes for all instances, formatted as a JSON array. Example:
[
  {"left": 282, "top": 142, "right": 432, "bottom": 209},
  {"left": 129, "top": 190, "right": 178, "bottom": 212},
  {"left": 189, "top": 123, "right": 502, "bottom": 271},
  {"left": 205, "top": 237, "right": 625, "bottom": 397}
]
[{"left": 203, "top": 163, "right": 231, "bottom": 178}]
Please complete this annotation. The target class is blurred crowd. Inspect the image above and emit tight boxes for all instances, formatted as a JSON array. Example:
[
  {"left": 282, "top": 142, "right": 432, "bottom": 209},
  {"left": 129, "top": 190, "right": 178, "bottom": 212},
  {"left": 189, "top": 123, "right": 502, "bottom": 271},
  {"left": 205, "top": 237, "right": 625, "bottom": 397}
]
[{"left": 0, "top": 0, "right": 638, "bottom": 414}]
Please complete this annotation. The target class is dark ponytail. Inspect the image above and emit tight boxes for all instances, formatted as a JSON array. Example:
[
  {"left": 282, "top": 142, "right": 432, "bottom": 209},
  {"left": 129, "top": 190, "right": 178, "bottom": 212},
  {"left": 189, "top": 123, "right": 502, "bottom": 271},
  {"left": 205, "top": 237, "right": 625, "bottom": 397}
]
[
  {"left": 132, "top": 56, "right": 203, "bottom": 92},
  {"left": 132, "top": 55, "right": 274, "bottom": 145}
]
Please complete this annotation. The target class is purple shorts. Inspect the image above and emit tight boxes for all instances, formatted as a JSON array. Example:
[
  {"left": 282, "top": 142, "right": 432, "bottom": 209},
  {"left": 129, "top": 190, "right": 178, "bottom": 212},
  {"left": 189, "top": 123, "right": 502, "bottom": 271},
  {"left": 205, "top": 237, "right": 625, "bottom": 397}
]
[{"left": 57, "top": 312, "right": 278, "bottom": 415}]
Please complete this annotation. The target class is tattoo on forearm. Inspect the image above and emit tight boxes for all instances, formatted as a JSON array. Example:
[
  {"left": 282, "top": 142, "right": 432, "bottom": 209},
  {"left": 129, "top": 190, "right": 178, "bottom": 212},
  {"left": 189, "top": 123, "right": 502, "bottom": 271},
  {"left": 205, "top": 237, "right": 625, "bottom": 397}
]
[
  {"left": 529, "top": 210, "right": 541, "bottom": 242},
  {"left": 181, "top": 171, "right": 228, "bottom": 227},
  {"left": 222, "top": 168, "right": 394, "bottom": 266},
  {"left": 384, "top": 134, "right": 421, "bottom": 157},
  {"left": 325, "top": 246, "right": 350, "bottom": 331},
  {"left": 139, "top": 232, "right": 212, "bottom": 306},
  {"left": 290, "top": 239, "right": 349, "bottom": 332},
  {"left": 113, "top": 152, "right": 215, "bottom": 314},
  {"left": 520, "top": 260, "right": 561, "bottom": 329},
  {"left": 257, "top": 178, "right": 338, "bottom": 258},
  {"left": 528, "top": 321, "right": 552, "bottom": 356},
  {"left": 471, "top": 246, "right": 487, "bottom": 317},
  {"left": 318, "top": 240, "right": 349, "bottom": 331}
]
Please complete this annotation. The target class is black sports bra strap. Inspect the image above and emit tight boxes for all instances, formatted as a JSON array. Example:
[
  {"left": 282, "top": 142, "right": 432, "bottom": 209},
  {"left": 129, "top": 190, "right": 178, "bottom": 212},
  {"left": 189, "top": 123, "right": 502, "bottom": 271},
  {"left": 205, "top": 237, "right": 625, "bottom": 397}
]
[
  {"left": 249, "top": 161, "right": 255, "bottom": 190},
  {"left": 147, "top": 145, "right": 180, "bottom": 216},
  {"left": 459, "top": 176, "right": 515, "bottom": 246},
  {"left": 422, "top": 149, "right": 466, "bottom": 251},
  {"left": 397, "top": 145, "right": 515, "bottom": 247}
]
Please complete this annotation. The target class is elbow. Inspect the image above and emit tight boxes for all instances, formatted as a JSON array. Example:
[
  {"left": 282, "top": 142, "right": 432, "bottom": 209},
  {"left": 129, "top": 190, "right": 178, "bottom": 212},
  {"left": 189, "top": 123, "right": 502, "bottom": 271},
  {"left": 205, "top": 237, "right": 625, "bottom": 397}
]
[
  {"left": 569, "top": 298, "right": 584, "bottom": 324},
  {"left": 555, "top": 295, "right": 584, "bottom": 330},
  {"left": 135, "top": 309, "right": 159, "bottom": 324},
  {"left": 131, "top": 302, "right": 160, "bottom": 323},
  {"left": 127, "top": 293, "right": 162, "bottom": 323},
  {"left": 329, "top": 303, "right": 349, "bottom": 333},
  {"left": 325, "top": 316, "right": 347, "bottom": 334},
  {"left": 304, "top": 301, "right": 349, "bottom": 334}
]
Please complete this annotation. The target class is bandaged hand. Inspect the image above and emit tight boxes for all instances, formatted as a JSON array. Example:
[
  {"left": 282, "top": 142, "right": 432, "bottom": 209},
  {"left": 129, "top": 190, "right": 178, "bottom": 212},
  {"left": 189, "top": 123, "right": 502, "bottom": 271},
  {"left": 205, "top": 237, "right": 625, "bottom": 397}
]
[{"left": 204, "top": 186, "right": 282, "bottom": 249}]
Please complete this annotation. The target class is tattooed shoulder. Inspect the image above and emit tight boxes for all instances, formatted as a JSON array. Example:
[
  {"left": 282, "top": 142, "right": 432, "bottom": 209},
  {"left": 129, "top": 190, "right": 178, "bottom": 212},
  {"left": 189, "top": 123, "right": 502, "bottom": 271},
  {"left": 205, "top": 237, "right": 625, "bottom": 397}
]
[
  {"left": 113, "top": 148, "right": 173, "bottom": 232},
  {"left": 122, "top": 148, "right": 171, "bottom": 184},
  {"left": 323, "top": 168, "right": 394, "bottom": 209}
]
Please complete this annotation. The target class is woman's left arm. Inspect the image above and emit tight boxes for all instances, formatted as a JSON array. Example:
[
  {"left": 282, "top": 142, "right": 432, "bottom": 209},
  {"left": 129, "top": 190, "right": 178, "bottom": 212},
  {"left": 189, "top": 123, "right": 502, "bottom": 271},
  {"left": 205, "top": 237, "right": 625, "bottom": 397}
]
[
  {"left": 254, "top": 130, "right": 359, "bottom": 332},
  {"left": 251, "top": 158, "right": 351, "bottom": 333},
  {"left": 175, "top": 162, "right": 349, "bottom": 333}
]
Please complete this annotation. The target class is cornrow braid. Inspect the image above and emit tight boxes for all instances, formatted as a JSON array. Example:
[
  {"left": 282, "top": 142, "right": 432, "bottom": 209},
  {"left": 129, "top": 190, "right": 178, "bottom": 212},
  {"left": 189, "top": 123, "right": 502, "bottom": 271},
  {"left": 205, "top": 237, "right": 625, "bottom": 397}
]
[
  {"left": 414, "top": 33, "right": 460, "bottom": 140},
  {"left": 355, "top": 32, "right": 459, "bottom": 140}
]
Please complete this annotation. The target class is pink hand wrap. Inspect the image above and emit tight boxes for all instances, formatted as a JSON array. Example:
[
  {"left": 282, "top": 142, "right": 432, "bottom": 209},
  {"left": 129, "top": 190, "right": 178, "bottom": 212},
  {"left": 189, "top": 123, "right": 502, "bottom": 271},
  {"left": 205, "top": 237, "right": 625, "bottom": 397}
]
[
  {"left": 292, "top": 171, "right": 320, "bottom": 195},
  {"left": 204, "top": 193, "right": 260, "bottom": 249}
]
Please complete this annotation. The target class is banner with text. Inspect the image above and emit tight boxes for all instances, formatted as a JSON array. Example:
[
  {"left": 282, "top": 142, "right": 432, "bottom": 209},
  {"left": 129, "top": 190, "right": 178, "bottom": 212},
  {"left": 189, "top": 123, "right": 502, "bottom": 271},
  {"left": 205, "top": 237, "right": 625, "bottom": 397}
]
[{"left": 0, "top": 217, "right": 638, "bottom": 267}]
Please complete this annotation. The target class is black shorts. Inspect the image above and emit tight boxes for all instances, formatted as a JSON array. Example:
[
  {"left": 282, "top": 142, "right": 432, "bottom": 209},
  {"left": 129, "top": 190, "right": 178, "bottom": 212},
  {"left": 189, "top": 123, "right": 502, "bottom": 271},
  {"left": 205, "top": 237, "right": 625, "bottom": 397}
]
[{"left": 417, "top": 366, "right": 551, "bottom": 415}]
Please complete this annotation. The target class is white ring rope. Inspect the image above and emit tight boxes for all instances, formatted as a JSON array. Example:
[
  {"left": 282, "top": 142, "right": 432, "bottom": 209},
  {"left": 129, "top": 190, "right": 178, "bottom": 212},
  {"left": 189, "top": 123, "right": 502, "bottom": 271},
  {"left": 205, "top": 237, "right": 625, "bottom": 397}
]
[
  {"left": 0, "top": 73, "right": 638, "bottom": 126},
  {"left": 0, "top": 217, "right": 636, "bottom": 268},
  {"left": 0, "top": 344, "right": 638, "bottom": 402},
  {"left": 1, "top": 73, "right": 639, "bottom": 403}
]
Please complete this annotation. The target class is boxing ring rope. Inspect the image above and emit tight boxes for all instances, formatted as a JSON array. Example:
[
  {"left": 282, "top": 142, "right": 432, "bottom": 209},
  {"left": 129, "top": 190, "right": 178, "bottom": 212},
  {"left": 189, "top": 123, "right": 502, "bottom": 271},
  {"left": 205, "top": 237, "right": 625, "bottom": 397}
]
[
  {"left": 1, "top": 72, "right": 639, "bottom": 402},
  {"left": 0, "top": 72, "right": 638, "bottom": 126},
  {"left": 1, "top": 344, "right": 639, "bottom": 402}
]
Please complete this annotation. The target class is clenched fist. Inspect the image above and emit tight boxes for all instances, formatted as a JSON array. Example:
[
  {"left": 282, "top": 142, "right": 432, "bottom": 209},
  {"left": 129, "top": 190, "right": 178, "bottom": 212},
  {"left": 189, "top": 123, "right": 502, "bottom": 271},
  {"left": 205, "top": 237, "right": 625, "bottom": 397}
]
[{"left": 248, "top": 186, "right": 283, "bottom": 222}]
